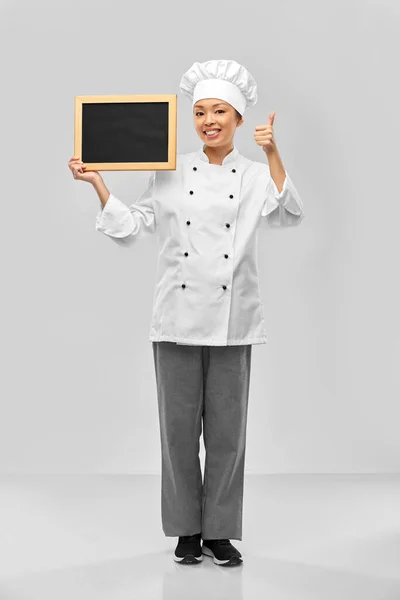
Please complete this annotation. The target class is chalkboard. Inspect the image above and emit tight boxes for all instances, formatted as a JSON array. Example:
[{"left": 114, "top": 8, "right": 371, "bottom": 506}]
[{"left": 74, "top": 94, "right": 177, "bottom": 171}]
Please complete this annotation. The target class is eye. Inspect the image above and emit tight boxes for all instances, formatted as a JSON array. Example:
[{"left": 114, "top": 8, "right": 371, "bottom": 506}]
[{"left": 195, "top": 110, "right": 225, "bottom": 116}]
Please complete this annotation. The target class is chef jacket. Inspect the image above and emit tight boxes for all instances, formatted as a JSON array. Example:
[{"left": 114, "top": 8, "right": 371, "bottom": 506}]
[{"left": 95, "top": 144, "right": 305, "bottom": 346}]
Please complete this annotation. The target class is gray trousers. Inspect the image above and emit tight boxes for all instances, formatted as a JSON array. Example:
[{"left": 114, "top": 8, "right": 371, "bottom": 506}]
[{"left": 152, "top": 341, "right": 252, "bottom": 541}]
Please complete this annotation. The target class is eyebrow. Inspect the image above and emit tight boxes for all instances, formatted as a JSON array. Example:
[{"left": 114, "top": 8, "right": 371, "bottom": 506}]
[{"left": 194, "top": 103, "right": 227, "bottom": 108}]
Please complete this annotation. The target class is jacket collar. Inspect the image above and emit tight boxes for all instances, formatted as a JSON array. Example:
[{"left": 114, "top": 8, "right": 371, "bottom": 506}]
[{"left": 197, "top": 144, "right": 239, "bottom": 165}]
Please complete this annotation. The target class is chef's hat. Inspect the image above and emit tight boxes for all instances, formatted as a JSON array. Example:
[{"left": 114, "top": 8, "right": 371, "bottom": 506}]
[{"left": 179, "top": 59, "right": 258, "bottom": 116}]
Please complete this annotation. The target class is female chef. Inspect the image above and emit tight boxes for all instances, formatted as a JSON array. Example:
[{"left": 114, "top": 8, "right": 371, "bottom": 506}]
[{"left": 68, "top": 59, "right": 305, "bottom": 568}]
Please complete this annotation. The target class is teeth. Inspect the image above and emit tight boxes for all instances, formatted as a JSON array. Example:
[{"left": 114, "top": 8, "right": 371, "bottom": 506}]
[{"left": 205, "top": 130, "right": 220, "bottom": 136}]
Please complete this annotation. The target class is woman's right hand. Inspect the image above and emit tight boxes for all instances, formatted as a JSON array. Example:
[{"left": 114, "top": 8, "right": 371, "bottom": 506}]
[{"left": 68, "top": 156, "right": 100, "bottom": 184}]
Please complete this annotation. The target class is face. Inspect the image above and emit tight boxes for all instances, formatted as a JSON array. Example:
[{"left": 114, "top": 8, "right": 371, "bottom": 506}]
[{"left": 193, "top": 98, "right": 243, "bottom": 146}]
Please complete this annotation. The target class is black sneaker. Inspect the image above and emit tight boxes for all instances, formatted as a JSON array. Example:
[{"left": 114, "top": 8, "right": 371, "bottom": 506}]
[
  {"left": 174, "top": 533, "right": 203, "bottom": 564},
  {"left": 202, "top": 538, "right": 243, "bottom": 566}
]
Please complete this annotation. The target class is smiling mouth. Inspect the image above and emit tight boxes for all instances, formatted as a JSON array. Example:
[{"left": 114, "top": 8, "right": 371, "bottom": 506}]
[{"left": 204, "top": 129, "right": 221, "bottom": 137}]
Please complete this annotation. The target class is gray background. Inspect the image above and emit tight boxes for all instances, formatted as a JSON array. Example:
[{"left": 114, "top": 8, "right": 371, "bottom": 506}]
[{"left": 1, "top": 0, "right": 399, "bottom": 474}]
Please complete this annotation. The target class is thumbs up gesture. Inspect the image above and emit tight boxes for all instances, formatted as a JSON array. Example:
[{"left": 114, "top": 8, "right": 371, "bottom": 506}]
[{"left": 254, "top": 111, "right": 277, "bottom": 155}]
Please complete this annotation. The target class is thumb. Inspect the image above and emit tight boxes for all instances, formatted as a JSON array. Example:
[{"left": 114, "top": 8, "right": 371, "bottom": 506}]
[{"left": 267, "top": 111, "right": 275, "bottom": 126}]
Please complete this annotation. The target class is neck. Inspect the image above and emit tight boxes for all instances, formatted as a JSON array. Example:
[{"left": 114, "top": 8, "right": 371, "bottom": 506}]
[{"left": 203, "top": 142, "right": 234, "bottom": 165}]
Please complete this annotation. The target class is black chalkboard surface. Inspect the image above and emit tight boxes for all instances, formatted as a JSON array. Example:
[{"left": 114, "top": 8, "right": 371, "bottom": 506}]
[{"left": 74, "top": 94, "right": 177, "bottom": 171}]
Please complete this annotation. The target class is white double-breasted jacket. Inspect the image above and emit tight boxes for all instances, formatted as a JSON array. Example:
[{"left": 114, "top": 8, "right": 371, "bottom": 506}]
[{"left": 95, "top": 144, "right": 305, "bottom": 346}]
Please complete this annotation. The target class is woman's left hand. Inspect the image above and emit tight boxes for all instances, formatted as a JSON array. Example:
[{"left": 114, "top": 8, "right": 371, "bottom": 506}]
[{"left": 254, "top": 111, "right": 277, "bottom": 155}]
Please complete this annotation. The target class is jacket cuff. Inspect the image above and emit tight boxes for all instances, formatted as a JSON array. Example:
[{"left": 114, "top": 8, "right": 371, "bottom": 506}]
[
  {"left": 95, "top": 193, "right": 135, "bottom": 237},
  {"left": 262, "top": 171, "right": 304, "bottom": 217}
]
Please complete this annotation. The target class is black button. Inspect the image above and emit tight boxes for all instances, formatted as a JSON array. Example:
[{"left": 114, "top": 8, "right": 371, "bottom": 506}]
[
  {"left": 189, "top": 190, "right": 194, "bottom": 194},
  {"left": 229, "top": 194, "right": 233, "bottom": 199},
  {"left": 232, "top": 168, "right": 236, "bottom": 173},
  {"left": 225, "top": 223, "right": 230, "bottom": 228},
  {"left": 224, "top": 254, "right": 228, "bottom": 259},
  {"left": 186, "top": 220, "right": 191, "bottom": 225},
  {"left": 184, "top": 252, "right": 188, "bottom": 256},
  {"left": 193, "top": 167, "right": 197, "bottom": 171},
  {"left": 182, "top": 284, "right": 186, "bottom": 289},
  {"left": 222, "top": 285, "right": 227, "bottom": 290}
]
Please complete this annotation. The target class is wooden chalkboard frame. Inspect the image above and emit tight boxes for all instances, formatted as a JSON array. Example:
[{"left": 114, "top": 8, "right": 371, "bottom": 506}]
[{"left": 74, "top": 94, "right": 177, "bottom": 171}]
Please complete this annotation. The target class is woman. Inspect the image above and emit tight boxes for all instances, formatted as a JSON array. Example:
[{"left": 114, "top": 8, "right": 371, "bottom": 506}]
[{"left": 68, "top": 59, "right": 305, "bottom": 568}]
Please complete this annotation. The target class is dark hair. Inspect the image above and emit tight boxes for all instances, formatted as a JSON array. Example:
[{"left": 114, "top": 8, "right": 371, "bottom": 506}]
[{"left": 235, "top": 109, "right": 242, "bottom": 121}]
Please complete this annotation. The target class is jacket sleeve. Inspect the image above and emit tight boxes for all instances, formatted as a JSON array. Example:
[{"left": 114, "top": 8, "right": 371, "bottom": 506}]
[
  {"left": 95, "top": 171, "right": 156, "bottom": 247},
  {"left": 261, "top": 170, "right": 305, "bottom": 227}
]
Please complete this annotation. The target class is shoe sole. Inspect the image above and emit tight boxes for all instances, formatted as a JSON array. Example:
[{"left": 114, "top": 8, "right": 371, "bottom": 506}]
[
  {"left": 173, "top": 553, "right": 203, "bottom": 564},
  {"left": 202, "top": 545, "right": 243, "bottom": 566}
]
